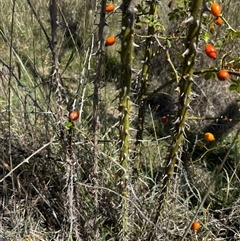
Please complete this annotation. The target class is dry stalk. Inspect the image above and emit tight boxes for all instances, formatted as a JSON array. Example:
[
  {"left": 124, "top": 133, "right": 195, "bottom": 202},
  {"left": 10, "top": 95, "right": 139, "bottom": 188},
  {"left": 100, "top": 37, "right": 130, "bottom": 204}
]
[
  {"left": 134, "top": 0, "right": 159, "bottom": 178},
  {"left": 49, "top": 0, "right": 75, "bottom": 238},
  {"left": 91, "top": 0, "right": 107, "bottom": 239},
  {"left": 0, "top": 139, "right": 55, "bottom": 183},
  {"left": 8, "top": 0, "right": 16, "bottom": 213},
  {"left": 181, "top": 128, "right": 240, "bottom": 240},
  {"left": 26, "top": 0, "right": 52, "bottom": 51}
]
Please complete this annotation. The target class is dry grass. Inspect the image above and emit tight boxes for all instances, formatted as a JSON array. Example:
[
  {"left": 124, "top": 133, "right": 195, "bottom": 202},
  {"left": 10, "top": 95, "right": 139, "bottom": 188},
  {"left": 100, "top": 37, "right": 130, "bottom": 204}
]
[{"left": 0, "top": 0, "right": 239, "bottom": 240}]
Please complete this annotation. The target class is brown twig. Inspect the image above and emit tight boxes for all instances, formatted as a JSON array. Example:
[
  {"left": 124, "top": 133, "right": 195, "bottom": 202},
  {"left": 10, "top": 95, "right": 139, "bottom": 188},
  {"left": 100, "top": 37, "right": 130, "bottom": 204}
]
[{"left": 0, "top": 139, "right": 55, "bottom": 183}]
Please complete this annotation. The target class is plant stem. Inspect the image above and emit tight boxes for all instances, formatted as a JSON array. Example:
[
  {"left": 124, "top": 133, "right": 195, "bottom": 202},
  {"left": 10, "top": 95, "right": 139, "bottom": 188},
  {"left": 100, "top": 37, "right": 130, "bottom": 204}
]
[
  {"left": 118, "top": 1, "right": 135, "bottom": 239},
  {"left": 134, "top": 0, "right": 158, "bottom": 179},
  {"left": 92, "top": 0, "right": 107, "bottom": 239},
  {"left": 155, "top": 0, "right": 204, "bottom": 221}
]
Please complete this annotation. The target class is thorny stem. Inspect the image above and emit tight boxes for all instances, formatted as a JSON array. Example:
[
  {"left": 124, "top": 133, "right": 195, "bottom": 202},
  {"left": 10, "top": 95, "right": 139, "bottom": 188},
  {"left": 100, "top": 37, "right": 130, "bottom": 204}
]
[
  {"left": 154, "top": 0, "right": 204, "bottom": 225},
  {"left": 134, "top": 0, "right": 158, "bottom": 179},
  {"left": 118, "top": 0, "right": 135, "bottom": 239},
  {"left": 49, "top": 0, "right": 74, "bottom": 237}
]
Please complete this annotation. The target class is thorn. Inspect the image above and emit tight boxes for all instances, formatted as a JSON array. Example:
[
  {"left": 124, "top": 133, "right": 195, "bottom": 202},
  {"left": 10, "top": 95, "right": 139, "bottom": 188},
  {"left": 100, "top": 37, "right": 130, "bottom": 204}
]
[
  {"left": 133, "top": 42, "right": 140, "bottom": 48},
  {"left": 182, "top": 48, "right": 189, "bottom": 57},
  {"left": 181, "top": 15, "right": 194, "bottom": 26}
]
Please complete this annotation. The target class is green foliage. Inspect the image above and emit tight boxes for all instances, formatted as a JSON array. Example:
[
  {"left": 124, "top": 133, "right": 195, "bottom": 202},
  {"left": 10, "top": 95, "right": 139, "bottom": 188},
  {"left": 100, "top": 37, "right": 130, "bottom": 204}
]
[
  {"left": 65, "top": 121, "right": 73, "bottom": 130},
  {"left": 204, "top": 70, "right": 216, "bottom": 80},
  {"left": 168, "top": 7, "right": 187, "bottom": 21},
  {"left": 229, "top": 79, "right": 240, "bottom": 93}
]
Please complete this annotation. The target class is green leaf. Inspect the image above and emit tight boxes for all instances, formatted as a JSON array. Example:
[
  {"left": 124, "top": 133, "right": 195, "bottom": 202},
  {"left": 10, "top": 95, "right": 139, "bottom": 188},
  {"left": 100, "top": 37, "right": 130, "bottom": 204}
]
[
  {"left": 134, "top": 22, "right": 142, "bottom": 29},
  {"left": 136, "top": 4, "right": 144, "bottom": 14},
  {"left": 141, "top": 16, "right": 150, "bottom": 24},
  {"left": 176, "top": 0, "right": 186, "bottom": 8},
  {"left": 215, "top": 40, "right": 223, "bottom": 49},
  {"left": 204, "top": 72, "right": 215, "bottom": 80},
  {"left": 231, "top": 79, "right": 240, "bottom": 85},
  {"left": 229, "top": 81, "right": 240, "bottom": 93},
  {"left": 65, "top": 121, "right": 73, "bottom": 130},
  {"left": 229, "top": 84, "right": 237, "bottom": 91},
  {"left": 168, "top": 12, "right": 179, "bottom": 21},
  {"left": 203, "top": 32, "right": 210, "bottom": 44},
  {"left": 234, "top": 31, "right": 240, "bottom": 38},
  {"left": 167, "top": 39, "right": 171, "bottom": 48}
]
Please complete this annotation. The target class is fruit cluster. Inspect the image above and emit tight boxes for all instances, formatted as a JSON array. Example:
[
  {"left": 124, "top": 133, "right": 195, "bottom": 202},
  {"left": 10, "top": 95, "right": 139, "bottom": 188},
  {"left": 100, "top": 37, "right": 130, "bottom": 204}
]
[
  {"left": 204, "top": 2, "right": 230, "bottom": 82},
  {"left": 105, "top": 3, "right": 116, "bottom": 47},
  {"left": 202, "top": 2, "right": 233, "bottom": 142}
]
